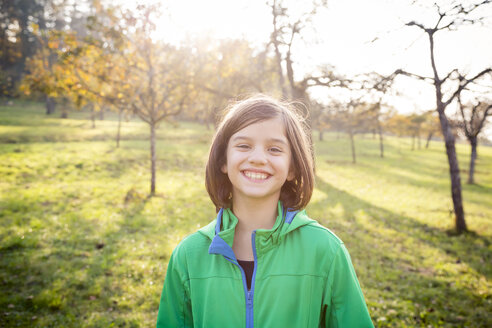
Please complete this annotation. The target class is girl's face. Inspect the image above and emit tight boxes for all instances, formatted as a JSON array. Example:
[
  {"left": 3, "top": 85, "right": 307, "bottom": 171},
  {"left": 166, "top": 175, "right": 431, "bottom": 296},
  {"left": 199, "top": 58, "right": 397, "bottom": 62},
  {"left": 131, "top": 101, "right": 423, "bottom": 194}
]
[{"left": 221, "top": 117, "right": 294, "bottom": 205}]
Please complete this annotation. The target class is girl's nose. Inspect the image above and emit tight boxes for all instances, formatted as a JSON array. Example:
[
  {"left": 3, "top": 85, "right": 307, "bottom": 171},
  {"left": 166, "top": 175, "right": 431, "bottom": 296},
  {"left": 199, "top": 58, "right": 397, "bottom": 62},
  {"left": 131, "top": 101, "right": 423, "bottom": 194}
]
[{"left": 248, "top": 148, "right": 267, "bottom": 164}]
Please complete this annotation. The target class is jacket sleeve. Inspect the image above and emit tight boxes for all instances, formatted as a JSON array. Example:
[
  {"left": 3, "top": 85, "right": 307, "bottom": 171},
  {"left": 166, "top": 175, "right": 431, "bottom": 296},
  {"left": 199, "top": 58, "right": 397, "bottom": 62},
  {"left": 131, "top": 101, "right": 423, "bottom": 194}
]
[
  {"left": 156, "top": 244, "right": 193, "bottom": 328},
  {"left": 324, "top": 243, "right": 374, "bottom": 328}
]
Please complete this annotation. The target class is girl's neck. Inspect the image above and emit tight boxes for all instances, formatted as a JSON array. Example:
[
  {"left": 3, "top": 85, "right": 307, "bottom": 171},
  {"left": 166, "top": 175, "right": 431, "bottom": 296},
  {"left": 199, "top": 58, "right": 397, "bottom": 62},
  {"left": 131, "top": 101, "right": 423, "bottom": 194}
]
[{"left": 231, "top": 196, "right": 279, "bottom": 234}]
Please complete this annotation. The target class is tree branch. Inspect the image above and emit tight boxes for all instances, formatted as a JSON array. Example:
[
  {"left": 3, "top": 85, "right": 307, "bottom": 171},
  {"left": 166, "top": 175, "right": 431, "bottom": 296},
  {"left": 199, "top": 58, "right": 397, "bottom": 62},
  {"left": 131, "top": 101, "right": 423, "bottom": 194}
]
[
  {"left": 195, "top": 83, "right": 234, "bottom": 99},
  {"left": 444, "top": 68, "right": 492, "bottom": 107},
  {"left": 394, "top": 69, "right": 434, "bottom": 83}
]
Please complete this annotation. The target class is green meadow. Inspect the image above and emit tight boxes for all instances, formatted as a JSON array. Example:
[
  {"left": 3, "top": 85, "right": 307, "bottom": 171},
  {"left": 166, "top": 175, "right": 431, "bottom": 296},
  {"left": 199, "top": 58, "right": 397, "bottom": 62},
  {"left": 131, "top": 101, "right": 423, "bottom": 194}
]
[{"left": 1, "top": 101, "right": 491, "bottom": 327}]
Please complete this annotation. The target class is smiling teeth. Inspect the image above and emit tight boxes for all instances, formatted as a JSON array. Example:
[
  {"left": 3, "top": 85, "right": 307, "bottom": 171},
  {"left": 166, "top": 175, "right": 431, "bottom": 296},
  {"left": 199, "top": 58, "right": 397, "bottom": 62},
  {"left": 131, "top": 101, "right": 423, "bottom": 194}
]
[{"left": 244, "top": 171, "right": 268, "bottom": 180}]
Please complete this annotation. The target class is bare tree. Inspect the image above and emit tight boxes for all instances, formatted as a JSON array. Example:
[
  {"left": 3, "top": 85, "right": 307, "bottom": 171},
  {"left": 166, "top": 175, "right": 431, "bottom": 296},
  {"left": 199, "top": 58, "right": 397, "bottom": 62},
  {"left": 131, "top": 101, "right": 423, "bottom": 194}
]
[
  {"left": 400, "top": 0, "right": 492, "bottom": 233},
  {"left": 130, "top": 38, "right": 193, "bottom": 195},
  {"left": 333, "top": 98, "right": 372, "bottom": 164},
  {"left": 457, "top": 95, "right": 492, "bottom": 184},
  {"left": 268, "top": 0, "right": 337, "bottom": 103},
  {"left": 420, "top": 111, "right": 441, "bottom": 149},
  {"left": 357, "top": 72, "right": 400, "bottom": 158}
]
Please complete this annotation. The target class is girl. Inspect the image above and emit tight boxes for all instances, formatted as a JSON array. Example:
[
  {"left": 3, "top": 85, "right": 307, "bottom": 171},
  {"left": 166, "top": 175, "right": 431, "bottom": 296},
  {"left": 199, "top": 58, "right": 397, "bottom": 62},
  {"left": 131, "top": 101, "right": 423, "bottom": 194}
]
[{"left": 157, "top": 95, "right": 374, "bottom": 327}]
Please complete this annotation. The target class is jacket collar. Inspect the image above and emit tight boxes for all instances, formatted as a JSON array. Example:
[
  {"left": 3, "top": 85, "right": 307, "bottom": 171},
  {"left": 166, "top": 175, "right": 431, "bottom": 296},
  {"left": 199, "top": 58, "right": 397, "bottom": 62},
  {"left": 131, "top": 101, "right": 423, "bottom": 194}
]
[{"left": 199, "top": 202, "right": 314, "bottom": 259}]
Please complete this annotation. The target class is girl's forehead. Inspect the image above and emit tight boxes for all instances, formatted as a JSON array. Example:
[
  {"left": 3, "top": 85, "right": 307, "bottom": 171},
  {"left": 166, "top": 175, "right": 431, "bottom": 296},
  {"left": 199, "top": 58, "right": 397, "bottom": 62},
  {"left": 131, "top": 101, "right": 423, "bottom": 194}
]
[
  {"left": 230, "top": 117, "right": 288, "bottom": 140},
  {"left": 235, "top": 117, "right": 285, "bottom": 133}
]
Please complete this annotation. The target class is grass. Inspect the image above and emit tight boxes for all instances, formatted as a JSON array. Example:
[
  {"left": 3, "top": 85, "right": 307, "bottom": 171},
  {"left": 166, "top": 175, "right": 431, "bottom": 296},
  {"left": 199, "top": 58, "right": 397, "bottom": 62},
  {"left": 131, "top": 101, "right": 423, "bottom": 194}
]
[{"left": 0, "top": 101, "right": 491, "bottom": 327}]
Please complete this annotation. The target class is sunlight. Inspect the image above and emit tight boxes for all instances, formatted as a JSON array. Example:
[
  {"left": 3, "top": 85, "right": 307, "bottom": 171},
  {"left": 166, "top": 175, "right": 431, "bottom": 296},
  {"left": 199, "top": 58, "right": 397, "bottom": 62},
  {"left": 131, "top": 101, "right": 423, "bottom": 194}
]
[
  {"left": 151, "top": 0, "right": 271, "bottom": 44},
  {"left": 114, "top": 0, "right": 491, "bottom": 120}
]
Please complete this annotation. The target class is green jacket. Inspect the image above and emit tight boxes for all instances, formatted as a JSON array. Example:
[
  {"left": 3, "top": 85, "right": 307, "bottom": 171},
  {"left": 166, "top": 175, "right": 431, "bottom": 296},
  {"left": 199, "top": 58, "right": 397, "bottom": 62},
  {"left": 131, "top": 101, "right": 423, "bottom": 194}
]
[{"left": 157, "top": 203, "right": 374, "bottom": 327}]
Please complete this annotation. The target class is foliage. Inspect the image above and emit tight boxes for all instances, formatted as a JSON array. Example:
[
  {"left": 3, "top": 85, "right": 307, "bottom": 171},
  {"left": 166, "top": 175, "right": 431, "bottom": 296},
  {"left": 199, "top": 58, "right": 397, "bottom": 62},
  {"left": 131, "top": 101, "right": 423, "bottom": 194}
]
[
  {"left": 0, "top": 0, "right": 89, "bottom": 97},
  {"left": 1, "top": 102, "right": 491, "bottom": 327},
  {"left": 188, "top": 37, "right": 280, "bottom": 127},
  {"left": 20, "top": 26, "right": 86, "bottom": 107}
]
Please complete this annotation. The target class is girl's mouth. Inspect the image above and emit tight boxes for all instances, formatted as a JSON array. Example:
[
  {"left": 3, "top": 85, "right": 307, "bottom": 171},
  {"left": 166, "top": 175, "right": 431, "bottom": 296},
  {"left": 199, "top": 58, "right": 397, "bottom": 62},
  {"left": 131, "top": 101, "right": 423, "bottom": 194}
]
[{"left": 242, "top": 170, "right": 270, "bottom": 181}]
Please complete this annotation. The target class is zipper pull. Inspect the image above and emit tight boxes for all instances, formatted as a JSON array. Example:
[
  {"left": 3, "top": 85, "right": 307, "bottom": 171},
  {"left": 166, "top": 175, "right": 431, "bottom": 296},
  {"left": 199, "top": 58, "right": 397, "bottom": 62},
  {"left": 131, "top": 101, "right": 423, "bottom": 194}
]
[{"left": 247, "top": 291, "right": 253, "bottom": 306}]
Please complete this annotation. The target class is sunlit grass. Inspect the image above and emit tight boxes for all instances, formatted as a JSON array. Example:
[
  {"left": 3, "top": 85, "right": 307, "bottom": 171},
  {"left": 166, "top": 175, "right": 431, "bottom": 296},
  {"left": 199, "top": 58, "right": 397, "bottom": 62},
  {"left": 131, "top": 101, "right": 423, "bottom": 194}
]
[{"left": 0, "top": 102, "right": 491, "bottom": 327}]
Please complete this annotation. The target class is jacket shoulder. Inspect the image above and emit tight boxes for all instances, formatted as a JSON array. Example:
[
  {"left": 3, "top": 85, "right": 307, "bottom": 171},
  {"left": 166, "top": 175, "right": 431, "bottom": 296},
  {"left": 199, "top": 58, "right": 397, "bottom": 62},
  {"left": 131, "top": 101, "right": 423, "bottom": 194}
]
[
  {"left": 304, "top": 221, "right": 344, "bottom": 243},
  {"left": 295, "top": 220, "right": 345, "bottom": 256},
  {"left": 173, "top": 230, "right": 210, "bottom": 256}
]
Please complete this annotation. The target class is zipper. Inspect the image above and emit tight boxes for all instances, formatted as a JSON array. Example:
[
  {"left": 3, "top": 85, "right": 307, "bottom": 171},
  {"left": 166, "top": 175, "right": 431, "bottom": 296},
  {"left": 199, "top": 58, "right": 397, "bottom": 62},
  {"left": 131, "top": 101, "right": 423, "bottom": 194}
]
[
  {"left": 226, "top": 258, "right": 250, "bottom": 327},
  {"left": 248, "top": 231, "right": 258, "bottom": 328},
  {"left": 225, "top": 231, "right": 258, "bottom": 328}
]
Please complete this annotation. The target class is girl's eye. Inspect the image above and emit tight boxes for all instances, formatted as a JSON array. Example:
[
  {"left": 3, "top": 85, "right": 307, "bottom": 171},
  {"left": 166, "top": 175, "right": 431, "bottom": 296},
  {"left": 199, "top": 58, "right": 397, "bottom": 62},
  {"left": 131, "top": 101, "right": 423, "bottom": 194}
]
[
  {"left": 269, "top": 147, "right": 282, "bottom": 153},
  {"left": 236, "top": 144, "right": 250, "bottom": 149}
]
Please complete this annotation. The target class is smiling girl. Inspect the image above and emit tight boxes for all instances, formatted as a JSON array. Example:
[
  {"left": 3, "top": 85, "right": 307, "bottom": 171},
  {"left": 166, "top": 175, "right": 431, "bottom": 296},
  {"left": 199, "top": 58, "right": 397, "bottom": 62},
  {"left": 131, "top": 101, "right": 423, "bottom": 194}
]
[{"left": 156, "top": 95, "right": 374, "bottom": 327}]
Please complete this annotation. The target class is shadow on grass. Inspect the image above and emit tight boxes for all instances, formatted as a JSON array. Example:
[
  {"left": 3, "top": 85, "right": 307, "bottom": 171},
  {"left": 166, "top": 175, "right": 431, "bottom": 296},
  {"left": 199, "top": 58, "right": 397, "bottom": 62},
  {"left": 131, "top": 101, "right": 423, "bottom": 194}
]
[
  {"left": 311, "top": 175, "right": 491, "bottom": 327},
  {"left": 0, "top": 192, "right": 159, "bottom": 327},
  {"left": 0, "top": 214, "right": 118, "bottom": 326}
]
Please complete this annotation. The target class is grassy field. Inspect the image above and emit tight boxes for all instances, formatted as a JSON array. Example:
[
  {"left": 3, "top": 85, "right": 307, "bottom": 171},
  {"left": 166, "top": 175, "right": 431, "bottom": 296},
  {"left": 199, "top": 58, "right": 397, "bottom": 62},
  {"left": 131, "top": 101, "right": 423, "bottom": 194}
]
[{"left": 0, "top": 101, "right": 491, "bottom": 327}]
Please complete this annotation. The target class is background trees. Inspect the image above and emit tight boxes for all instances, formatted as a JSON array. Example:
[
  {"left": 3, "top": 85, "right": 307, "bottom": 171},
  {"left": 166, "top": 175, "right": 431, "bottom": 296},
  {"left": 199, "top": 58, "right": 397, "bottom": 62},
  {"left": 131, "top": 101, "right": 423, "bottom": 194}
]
[
  {"left": 6, "top": 0, "right": 492, "bottom": 233},
  {"left": 401, "top": 0, "right": 492, "bottom": 233}
]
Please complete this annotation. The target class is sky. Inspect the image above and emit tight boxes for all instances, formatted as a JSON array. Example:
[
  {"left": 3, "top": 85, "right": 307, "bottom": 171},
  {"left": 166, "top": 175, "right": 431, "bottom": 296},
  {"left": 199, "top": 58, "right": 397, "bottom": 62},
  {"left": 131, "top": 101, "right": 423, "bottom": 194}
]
[{"left": 119, "top": 0, "right": 492, "bottom": 121}]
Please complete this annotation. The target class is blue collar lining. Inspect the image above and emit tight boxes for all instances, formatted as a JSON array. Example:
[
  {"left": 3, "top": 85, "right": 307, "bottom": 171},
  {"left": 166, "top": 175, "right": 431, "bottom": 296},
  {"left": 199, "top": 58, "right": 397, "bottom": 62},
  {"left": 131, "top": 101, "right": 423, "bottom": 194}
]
[{"left": 208, "top": 206, "right": 298, "bottom": 258}]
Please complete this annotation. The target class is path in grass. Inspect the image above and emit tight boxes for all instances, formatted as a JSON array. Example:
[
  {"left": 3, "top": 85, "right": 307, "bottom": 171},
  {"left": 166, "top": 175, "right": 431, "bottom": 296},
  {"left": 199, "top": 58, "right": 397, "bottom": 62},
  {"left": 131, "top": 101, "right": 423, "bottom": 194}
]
[{"left": 0, "top": 102, "right": 491, "bottom": 327}]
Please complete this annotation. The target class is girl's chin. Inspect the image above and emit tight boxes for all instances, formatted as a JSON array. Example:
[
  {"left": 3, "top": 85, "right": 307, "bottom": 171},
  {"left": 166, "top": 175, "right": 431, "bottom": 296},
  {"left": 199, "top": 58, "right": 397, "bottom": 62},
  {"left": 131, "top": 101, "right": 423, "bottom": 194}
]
[{"left": 232, "top": 190, "right": 281, "bottom": 202}]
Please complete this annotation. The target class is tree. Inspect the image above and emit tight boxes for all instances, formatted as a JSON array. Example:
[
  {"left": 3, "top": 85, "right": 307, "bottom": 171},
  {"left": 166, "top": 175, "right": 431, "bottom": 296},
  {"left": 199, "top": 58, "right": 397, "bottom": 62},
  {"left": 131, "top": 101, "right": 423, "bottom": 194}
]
[
  {"left": 420, "top": 111, "right": 441, "bottom": 148},
  {"left": 310, "top": 100, "right": 330, "bottom": 141},
  {"left": 408, "top": 114, "right": 426, "bottom": 150},
  {"left": 0, "top": 0, "right": 45, "bottom": 96},
  {"left": 1, "top": 0, "right": 86, "bottom": 101},
  {"left": 364, "top": 102, "right": 389, "bottom": 157},
  {"left": 357, "top": 72, "right": 400, "bottom": 158},
  {"left": 330, "top": 99, "right": 372, "bottom": 163},
  {"left": 267, "top": 0, "right": 346, "bottom": 103},
  {"left": 123, "top": 5, "right": 194, "bottom": 195},
  {"left": 457, "top": 95, "right": 492, "bottom": 184},
  {"left": 400, "top": 0, "right": 492, "bottom": 233},
  {"left": 31, "top": 2, "right": 195, "bottom": 194},
  {"left": 20, "top": 26, "right": 87, "bottom": 117},
  {"left": 62, "top": 4, "right": 138, "bottom": 145},
  {"left": 386, "top": 113, "right": 412, "bottom": 138}
]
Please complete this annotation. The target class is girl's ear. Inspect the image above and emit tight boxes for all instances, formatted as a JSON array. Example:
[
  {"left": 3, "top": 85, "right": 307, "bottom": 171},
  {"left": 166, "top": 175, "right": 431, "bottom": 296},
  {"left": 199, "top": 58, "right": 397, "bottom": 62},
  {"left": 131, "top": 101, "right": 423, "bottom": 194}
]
[{"left": 221, "top": 164, "right": 227, "bottom": 174}]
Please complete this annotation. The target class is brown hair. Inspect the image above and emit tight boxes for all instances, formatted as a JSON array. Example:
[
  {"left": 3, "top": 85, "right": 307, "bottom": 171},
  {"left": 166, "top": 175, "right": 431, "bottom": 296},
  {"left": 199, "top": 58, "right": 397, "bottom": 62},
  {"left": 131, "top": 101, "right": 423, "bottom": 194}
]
[{"left": 205, "top": 94, "right": 315, "bottom": 211}]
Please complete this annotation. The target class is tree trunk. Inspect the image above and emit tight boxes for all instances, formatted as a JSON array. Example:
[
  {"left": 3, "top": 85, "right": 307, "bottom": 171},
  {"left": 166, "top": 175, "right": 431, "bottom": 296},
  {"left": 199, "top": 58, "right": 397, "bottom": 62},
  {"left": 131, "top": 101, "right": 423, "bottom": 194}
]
[
  {"left": 274, "top": 43, "right": 287, "bottom": 98},
  {"left": 60, "top": 106, "right": 68, "bottom": 119},
  {"left": 377, "top": 121, "right": 384, "bottom": 158},
  {"left": 411, "top": 134, "right": 415, "bottom": 150},
  {"left": 116, "top": 108, "right": 122, "bottom": 148},
  {"left": 349, "top": 132, "right": 356, "bottom": 164},
  {"left": 150, "top": 122, "right": 156, "bottom": 195},
  {"left": 91, "top": 106, "right": 96, "bottom": 128},
  {"left": 467, "top": 136, "right": 477, "bottom": 184},
  {"left": 45, "top": 96, "right": 56, "bottom": 115},
  {"left": 319, "top": 130, "right": 324, "bottom": 141},
  {"left": 438, "top": 109, "right": 467, "bottom": 233},
  {"left": 427, "top": 29, "right": 467, "bottom": 233},
  {"left": 425, "top": 132, "right": 433, "bottom": 148},
  {"left": 99, "top": 108, "right": 104, "bottom": 120},
  {"left": 418, "top": 132, "right": 421, "bottom": 149},
  {"left": 271, "top": 4, "right": 287, "bottom": 99}
]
